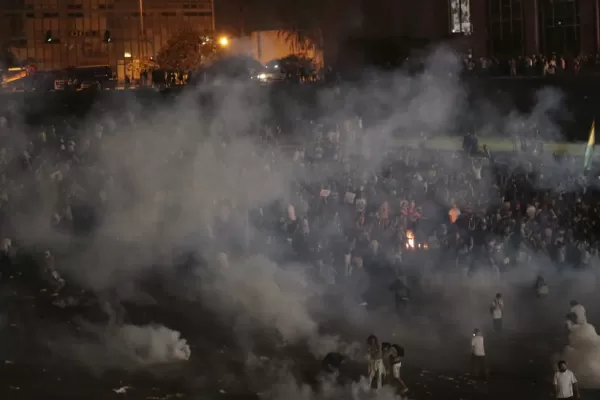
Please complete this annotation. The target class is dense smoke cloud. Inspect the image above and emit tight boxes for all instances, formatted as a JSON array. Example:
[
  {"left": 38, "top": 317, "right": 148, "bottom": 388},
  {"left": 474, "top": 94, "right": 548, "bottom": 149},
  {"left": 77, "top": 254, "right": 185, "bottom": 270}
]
[
  {"left": 49, "top": 321, "right": 190, "bottom": 371},
  {"left": 3, "top": 45, "right": 599, "bottom": 394},
  {"left": 564, "top": 323, "right": 600, "bottom": 388},
  {"left": 199, "top": 255, "right": 320, "bottom": 341}
]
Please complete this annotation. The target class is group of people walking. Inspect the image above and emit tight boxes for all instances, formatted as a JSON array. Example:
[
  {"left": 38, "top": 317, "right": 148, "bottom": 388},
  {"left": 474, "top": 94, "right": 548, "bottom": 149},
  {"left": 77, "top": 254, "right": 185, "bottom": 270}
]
[{"left": 365, "top": 334, "right": 408, "bottom": 394}]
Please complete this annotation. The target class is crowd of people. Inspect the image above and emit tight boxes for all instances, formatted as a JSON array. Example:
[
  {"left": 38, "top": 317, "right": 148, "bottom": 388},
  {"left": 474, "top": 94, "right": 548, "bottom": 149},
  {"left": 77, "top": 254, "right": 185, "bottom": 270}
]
[
  {"left": 464, "top": 53, "right": 600, "bottom": 77},
  {"left": 0, "top": 104, "right": 597, "bottom": 304},
  {"left": 0, "top": 89, "right": 597, "bottom": 397},
  {"left": 262, "top": 131, "right": 598, "bottom": 285}
]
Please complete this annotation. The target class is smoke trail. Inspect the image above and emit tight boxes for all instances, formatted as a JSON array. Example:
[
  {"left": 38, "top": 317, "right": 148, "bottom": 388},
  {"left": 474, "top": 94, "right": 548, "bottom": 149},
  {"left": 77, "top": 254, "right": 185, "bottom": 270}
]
[
  {"left": 563, "top": 323, "right": 600, "bottom": 387},
  {"left": 110, "top": 323, "right": 191, "bottom": 364},
  {"left": 52, "top": 321, "right": 191, "bottom": 371}
]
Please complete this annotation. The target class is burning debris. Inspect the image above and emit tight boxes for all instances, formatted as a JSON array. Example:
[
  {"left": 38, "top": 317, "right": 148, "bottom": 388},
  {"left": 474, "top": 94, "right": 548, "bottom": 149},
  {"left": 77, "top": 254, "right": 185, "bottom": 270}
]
[{"left": 405, "top": 230, "right": 428, "bottom": 250}]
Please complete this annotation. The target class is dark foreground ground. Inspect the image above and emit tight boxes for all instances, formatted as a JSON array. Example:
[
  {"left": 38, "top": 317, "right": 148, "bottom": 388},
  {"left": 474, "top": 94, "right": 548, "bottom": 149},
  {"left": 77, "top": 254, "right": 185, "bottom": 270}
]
[
  {"left": 0, "top": 279, "right": 599, "bottom": 400},
  {"left": 4, "top": 327, "right": 599, "bottom": 400}
]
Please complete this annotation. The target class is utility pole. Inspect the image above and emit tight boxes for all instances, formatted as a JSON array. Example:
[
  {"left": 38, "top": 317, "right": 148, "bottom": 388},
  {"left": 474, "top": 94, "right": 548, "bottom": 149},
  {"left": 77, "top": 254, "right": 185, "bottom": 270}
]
[
  {"left": 210, "top": 0, "right": 216, "bottom": 31},
  {"left": 139, "top": 0, "right": 145, "bottom": 33},
  {"left": 138, "top": 0, "right": 150, "bottom": 74}
]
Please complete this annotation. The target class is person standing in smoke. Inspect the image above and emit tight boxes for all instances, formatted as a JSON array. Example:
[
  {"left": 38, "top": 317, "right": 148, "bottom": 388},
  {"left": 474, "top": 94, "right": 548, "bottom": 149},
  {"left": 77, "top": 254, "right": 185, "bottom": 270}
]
[
  {"left": 366, "top": 334, "right": 385, "bottom": 390},
  {"left": 569, "top": 300, "right": 587, "bottom": 325},
  {"left": 470, "top": 328, "right": 488, "bottom": 380},
  {"left": 554, "top": 360, "right": 580, "bottom": 400},
  {"left": 389, "top": 274, "right": 410, "bottom": 316},
  {"left": 382, "top": 342, "right": 408, "bottom": 394},
  {"left": 490, "top": 293, "right": 504, "bottom": 333}
]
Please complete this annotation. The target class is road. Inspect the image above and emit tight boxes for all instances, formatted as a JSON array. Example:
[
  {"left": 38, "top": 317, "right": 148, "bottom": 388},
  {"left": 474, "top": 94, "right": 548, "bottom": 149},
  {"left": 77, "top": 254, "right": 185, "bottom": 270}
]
[{"left": 0, "top": 274, "right": 599, "bottom": 400}]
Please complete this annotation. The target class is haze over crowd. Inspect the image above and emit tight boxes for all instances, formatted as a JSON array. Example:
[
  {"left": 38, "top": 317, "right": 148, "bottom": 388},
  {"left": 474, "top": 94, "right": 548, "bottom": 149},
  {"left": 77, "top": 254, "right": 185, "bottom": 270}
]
[{"left": 2, "top": 46, "right": 600, "bottom": 398}]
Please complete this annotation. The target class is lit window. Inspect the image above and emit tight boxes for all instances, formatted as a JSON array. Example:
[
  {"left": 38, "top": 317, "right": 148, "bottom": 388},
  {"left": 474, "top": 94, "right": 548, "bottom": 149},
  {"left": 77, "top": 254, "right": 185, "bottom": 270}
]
[{"left": 449, "top": 0, "right": 472, "bottom": 35}]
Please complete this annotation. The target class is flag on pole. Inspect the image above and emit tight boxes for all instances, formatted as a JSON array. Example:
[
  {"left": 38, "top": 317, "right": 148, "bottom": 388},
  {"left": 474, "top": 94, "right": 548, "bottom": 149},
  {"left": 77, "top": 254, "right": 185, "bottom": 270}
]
[{"left": 584, "top": 120, "right": 595, "bottom": 171}]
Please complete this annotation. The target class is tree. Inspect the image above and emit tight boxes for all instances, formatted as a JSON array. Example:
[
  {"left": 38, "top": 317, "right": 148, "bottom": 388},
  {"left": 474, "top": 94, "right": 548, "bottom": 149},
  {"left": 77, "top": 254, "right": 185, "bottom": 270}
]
[
  {"left": 277, "top": 28, "right": 322, "bottom": 54},
  {"left": 156, "top": 28, "right": 220, "bottom": 71},
  {"left": 275, "top": 0, "right": 325, "bottom": 54},
  {"left": 126, "top": 57, "right": 156, "bottom": 77}
]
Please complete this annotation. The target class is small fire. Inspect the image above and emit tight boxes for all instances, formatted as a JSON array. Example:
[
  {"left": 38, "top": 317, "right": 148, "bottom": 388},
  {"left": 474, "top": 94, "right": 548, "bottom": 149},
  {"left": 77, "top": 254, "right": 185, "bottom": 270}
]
[{"left": 406, "top": 230, "right": 415, "bottom": 249}]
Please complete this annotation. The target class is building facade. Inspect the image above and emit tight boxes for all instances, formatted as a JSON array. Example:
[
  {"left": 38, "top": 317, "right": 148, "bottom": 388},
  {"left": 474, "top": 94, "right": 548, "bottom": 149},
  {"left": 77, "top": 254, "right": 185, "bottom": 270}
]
[
  {"left": 471, "top": 0, "right": 600, "bottom": 57},
  {"left": 360, "top": 0, "right": 600, "bottom": 59},
  {"left": 0, "top": 0, "right": 213, "bottom": 79}
]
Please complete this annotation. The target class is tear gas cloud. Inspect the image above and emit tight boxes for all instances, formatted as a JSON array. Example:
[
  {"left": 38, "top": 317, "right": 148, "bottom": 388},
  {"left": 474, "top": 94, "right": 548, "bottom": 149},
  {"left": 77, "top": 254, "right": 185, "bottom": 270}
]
[
  {"left": 563, "top": 323, "right": 600, "bottom": 387},
  {"left": 560, "top": 271, "right": 600, "bottom": 388},
  {"left": 2, "top": 45, "right": 598, "bottom": 384},
  {"left": 113, "top": 324, "right": 191, "bottom": 364},
  {"left": 199, "top": 255, "right": 320, "bottom": 344},
  {"left": 53, "top": 322, "right": 190, "bottom": 371}
]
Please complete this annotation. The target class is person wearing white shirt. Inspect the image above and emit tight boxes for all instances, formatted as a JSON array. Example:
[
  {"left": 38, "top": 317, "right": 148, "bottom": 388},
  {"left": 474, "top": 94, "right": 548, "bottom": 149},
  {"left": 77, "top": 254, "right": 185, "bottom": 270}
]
[
  {"left": 570, "top": 300, "right": 587, "bottom": 325},
  {"left": 470, "top": 328, "right": 487, "bottom": 380},
  {"left": 490, "top": 293, "right": 504, "bottom": 333},
  {"left": 472, "top": 159, "right": 482, "bottom": 180},
  {"left": 565, "top": 312, "right": 579, "bottom": 332},
  {"left": 554, "top": 360, "right": 579, "bottom": 399}
]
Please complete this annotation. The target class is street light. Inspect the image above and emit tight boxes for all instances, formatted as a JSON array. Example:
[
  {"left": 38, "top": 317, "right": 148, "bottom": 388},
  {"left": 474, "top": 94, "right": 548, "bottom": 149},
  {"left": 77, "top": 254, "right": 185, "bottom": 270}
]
[{"left": 218, "top": 36, "right": 229, "bottom": 47}]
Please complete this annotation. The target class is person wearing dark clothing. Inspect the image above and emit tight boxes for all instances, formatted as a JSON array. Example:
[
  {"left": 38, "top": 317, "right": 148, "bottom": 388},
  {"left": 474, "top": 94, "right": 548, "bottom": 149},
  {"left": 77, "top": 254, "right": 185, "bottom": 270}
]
[
  {"left": 382, "top": 342, "right": 408, "bottom": 394},
  {"left": 389, "top": 276, "right": 411, "bottom": 315},
  {"left": 322, "top": 351, "right": 346, "bottom": 373}
]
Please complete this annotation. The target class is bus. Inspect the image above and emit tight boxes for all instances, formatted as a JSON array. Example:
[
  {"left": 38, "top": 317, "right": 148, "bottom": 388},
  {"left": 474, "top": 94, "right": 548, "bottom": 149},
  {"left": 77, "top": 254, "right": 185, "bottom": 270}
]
[
  {"left": 55, "top": 65, "right": 117, "bottom": 90},
  {"left": 1, "top": 67, "right": 30, "bottom": 90}
]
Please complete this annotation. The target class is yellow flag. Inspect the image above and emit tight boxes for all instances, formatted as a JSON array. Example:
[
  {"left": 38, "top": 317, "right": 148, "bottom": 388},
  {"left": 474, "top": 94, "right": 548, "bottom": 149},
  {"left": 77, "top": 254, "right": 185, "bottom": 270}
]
[{"left": 584, "top": 120, "right": 595, "bottom": 171}]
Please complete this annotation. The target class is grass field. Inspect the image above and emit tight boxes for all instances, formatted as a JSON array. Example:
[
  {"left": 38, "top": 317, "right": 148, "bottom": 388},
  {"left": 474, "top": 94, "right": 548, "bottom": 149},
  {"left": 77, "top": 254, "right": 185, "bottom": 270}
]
[{"left": 391, "top": 136, "right": 589, "bottom": 155}]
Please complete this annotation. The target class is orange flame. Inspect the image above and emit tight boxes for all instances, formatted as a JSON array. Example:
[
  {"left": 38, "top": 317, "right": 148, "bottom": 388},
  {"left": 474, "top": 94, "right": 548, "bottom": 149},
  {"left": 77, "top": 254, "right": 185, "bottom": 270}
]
[{"left": 406, "top": 230, "right": 415, "bottom": 249}]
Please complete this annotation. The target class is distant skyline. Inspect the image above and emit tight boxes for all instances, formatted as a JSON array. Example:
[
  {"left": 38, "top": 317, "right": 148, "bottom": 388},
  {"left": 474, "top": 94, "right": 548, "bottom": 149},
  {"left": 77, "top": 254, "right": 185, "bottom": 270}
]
[{"left": 215, "top": 0, "right": 600, "bottom": 59}]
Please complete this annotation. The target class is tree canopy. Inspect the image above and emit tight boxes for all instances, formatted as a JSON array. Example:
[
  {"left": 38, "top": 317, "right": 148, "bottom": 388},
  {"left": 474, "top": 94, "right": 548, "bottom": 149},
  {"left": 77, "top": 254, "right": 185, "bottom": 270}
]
[
  {"left": 156, "top": 28, "right": 220, "bottom": 71},
  {"left": 274, "top": 0, "right": 325, "bottom": 53},
  {"left": 277, "top": 28, "right": 322, "bottom": 54},
  {"left": 126, "top": 57, "right": 156, "bottom": 77}
]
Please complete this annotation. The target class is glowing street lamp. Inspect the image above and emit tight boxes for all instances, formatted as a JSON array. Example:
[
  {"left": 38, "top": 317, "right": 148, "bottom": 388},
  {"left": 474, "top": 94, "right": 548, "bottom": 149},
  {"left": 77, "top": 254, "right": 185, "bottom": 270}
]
[{"left": 218, "top": 36, "right": 229, "bottom": 47}]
